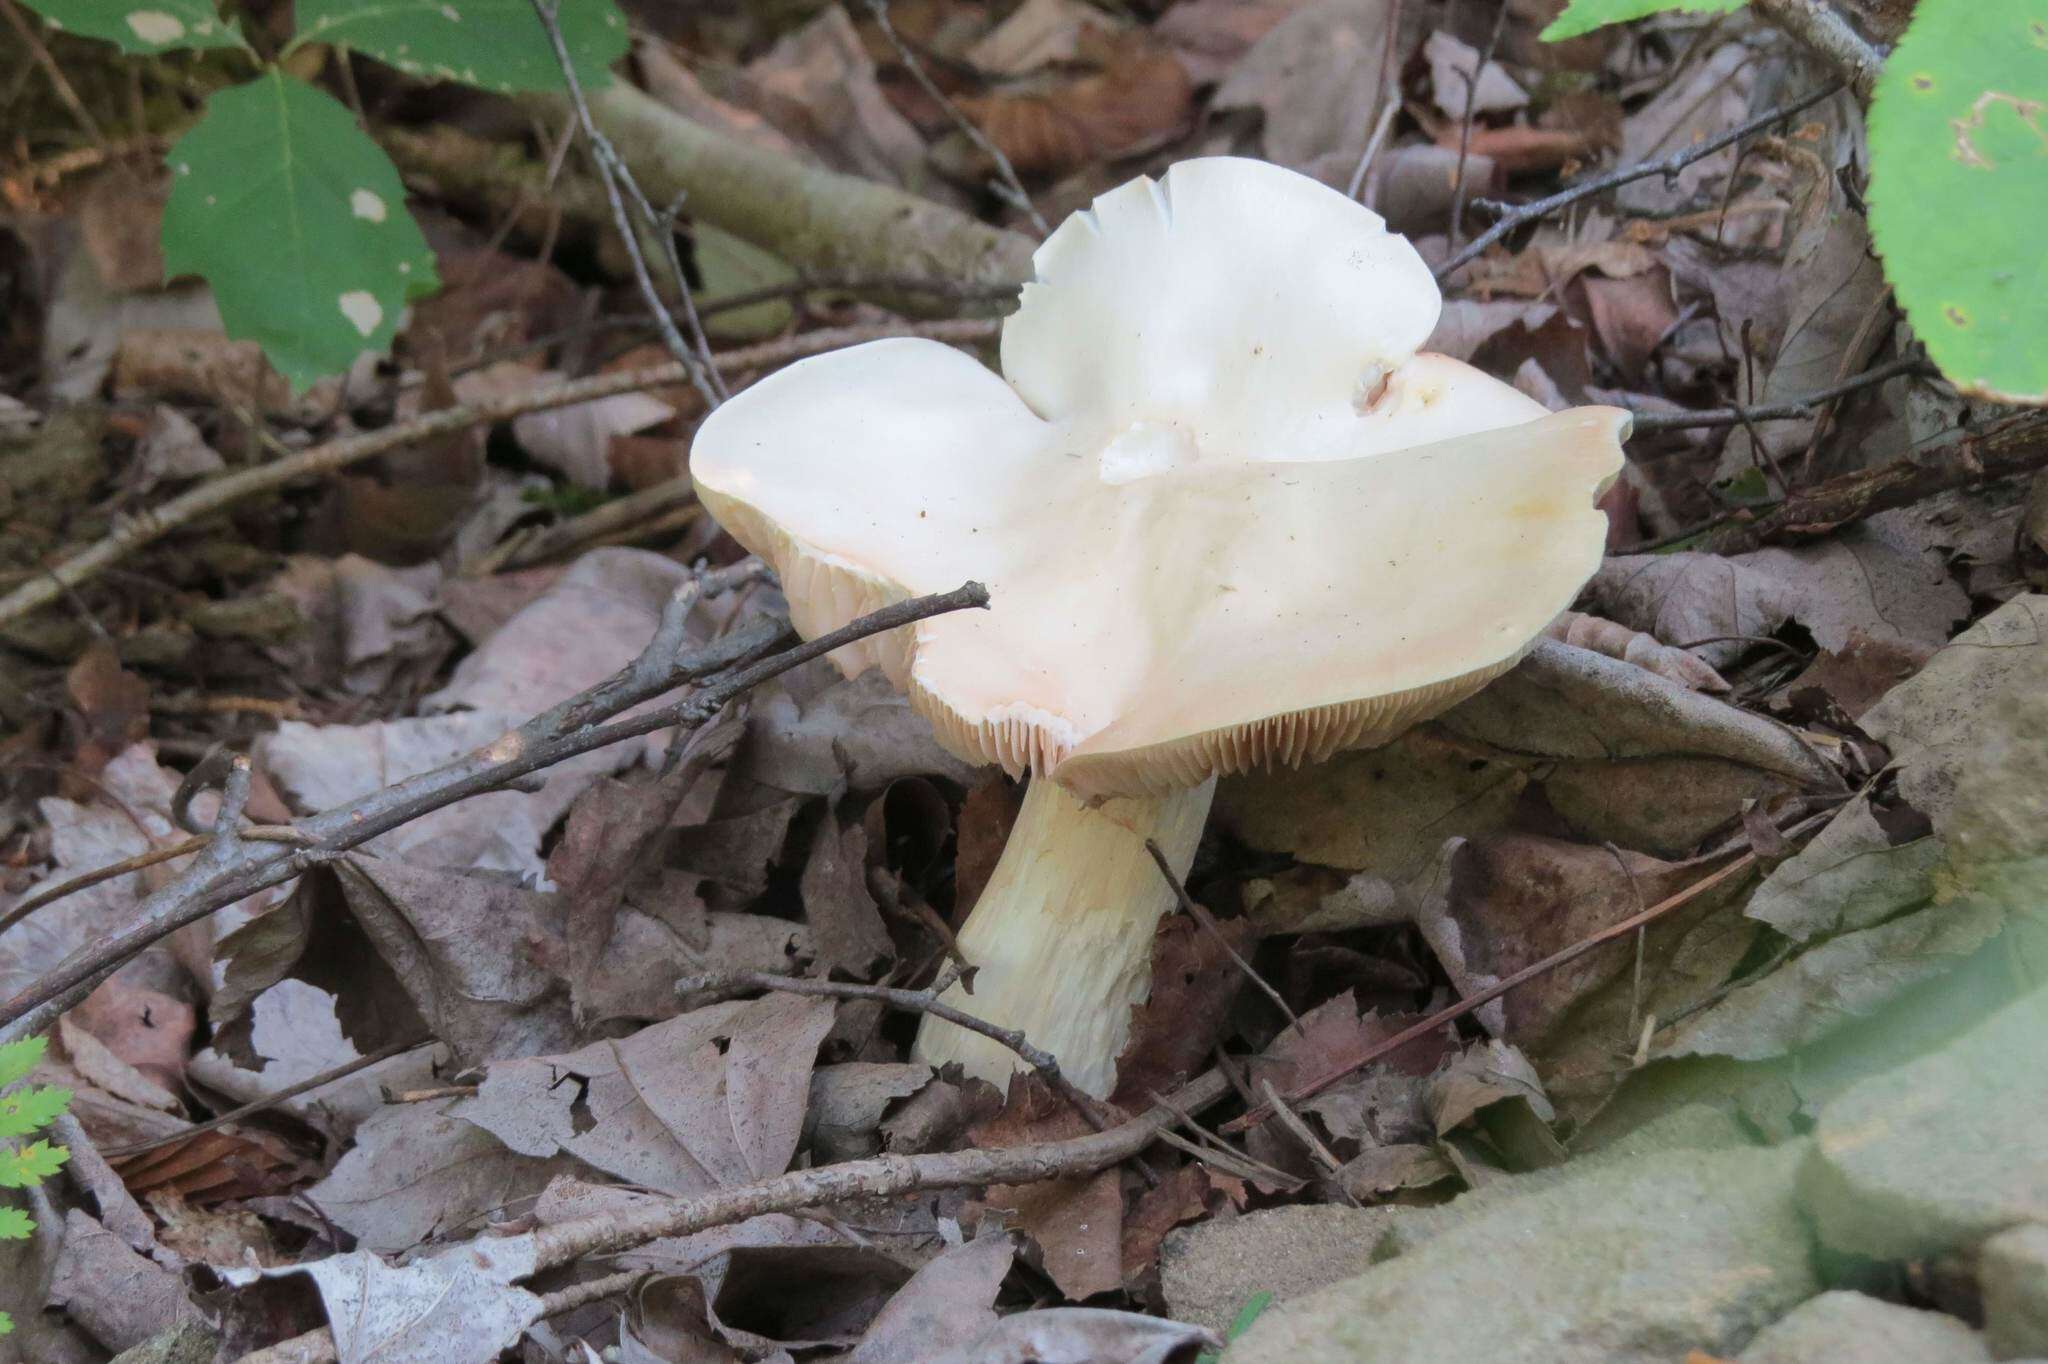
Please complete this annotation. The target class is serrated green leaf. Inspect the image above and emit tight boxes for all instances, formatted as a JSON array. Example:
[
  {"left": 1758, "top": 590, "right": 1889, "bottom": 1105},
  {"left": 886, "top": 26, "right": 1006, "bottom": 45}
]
[
  {"left": 15, "top": 0, "right": 245, "bottom": 53},
  {"left": 161, "top": 71, "right": 439, "bottom": 393},
  {"left": 0, "top": 1037, "right": 46, "bottom": 1090},
  {"left": 0, "top": 1085, "right": 70, "bottom": 1139},
  {"left": 291, "top": 0, "right": 628, "bottom": 94},
  {"left": 0, "top": 1207, "right": 32, "bottom": 1240},
  {"left": 1867, "top": 0, "right": 2048, "bottom": 406},
  {"left": 1542, "top": 0, "right": 1747, "bottom": 41},
  {"left": 0, "top": 1140, "right": 69, "bottom": 1188}
]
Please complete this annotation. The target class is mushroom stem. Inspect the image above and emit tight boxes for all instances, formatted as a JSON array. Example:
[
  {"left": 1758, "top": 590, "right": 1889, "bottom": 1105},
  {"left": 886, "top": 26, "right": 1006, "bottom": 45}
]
[{"left": 914, "top": 775, "right": 1218, "bottom": 1099}]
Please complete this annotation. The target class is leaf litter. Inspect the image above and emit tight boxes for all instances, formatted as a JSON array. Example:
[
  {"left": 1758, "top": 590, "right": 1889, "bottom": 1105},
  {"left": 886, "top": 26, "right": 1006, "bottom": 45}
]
[{"left": 3, "top": 2, "right": 2046, "bottom": 1360}]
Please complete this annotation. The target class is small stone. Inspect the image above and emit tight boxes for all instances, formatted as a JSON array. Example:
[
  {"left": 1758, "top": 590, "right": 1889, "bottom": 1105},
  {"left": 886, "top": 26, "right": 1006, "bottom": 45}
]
[
  {"left": 1800, "top": 991, "right": 2048, "bottom": 1261},
  {"left": 1982, "top": 1224, "right": 2048, "bottom": 1360},
  {"left": 1161, "top": 1204, "right": 1405, "bottom": 1335},
  {"left": 1224, "top": 1143, "right": 1816, "bottom": 1364},
  {"left": 1737, "top": 1292, "right": 1988, "bottom": 1362}
]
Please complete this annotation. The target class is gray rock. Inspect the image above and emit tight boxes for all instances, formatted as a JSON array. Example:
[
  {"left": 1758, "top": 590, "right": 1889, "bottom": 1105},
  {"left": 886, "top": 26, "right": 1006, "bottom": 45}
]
[
  {"left": 1223, "top": 1143, "right": 1816, "bottom": 1364},
  {"left": 1161, "top": 1204, "right": 1406, "bottom": 1335},
  {"left": 109, "top": 1321, "right": 220, "bottom": 1364},
  {"left": 1800, "top": 990, "right": 2048, "bottom": 1261},
  {"left": 1737, "top": 1292, "right": 1988, "bottom": 1362},
  {"left": 1983, "top": 1224, "right": 2048, "bottom": 1360}
]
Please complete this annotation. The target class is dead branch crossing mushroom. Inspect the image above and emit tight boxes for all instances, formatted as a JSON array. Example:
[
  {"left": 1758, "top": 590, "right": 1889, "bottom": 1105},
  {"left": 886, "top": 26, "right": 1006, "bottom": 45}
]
[{"left": 692, "top": 157, "right": 1628, "bottom": 1098}]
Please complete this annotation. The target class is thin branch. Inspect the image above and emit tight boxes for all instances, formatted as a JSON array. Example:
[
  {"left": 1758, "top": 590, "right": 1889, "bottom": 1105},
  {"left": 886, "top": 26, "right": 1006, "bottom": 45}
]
[
  {"left": 528, "top": 0, "right": 724, "bottom": 406},
  {"left": 863, "top": 0, "right": 1048, "bottom": 235},
  {"left": 0, "top": 319, "right": 995, "bottom": 629},
  {"left": 1223, "top": 836, "right": 1799, "bottom": 1133},
  {"left": 1700, "top": 409, "right": 2048, "bottom": 554},
  {"left": 1448, "top": 1, "right": 1510, "bottom": 251},
  {"left": 1436, "top": 81, "right": 1846, "bottom": 280},
  {"left": 1627, "top": 355, "right": 1934, "bottom": 432},
  {"left": 0, "top": 581, "right": 990, "bottom": 1042},
  {"left": 677, "top": 969, "right": 1125, "bottom": 1133},
  {"left": 1143, "top": 840, "right": 1301, "bottom": 1035},
  {"left": 238, "top": 1069, "right": 1230, "bottom": 1364},
  {"left": 99, "top": 1037, "right": 429, "bottom": 1159},
  {"left": 0, "top": 0, "right": 107, "bottom": 146},
  {"left": 1751, "top": 0, "right": 1884, "bottom": 100}
]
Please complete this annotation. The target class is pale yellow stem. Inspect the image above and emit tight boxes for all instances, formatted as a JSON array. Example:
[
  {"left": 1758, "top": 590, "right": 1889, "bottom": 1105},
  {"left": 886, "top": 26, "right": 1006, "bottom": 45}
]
[{"left": 914, "top": 776, "right": 1217, "bottom": 1098}]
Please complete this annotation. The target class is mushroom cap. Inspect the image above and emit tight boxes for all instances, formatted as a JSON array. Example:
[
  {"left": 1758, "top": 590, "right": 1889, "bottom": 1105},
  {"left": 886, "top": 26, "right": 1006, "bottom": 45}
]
[{"left": 692, "top": 157, "right": 1627, "bottom": 800}]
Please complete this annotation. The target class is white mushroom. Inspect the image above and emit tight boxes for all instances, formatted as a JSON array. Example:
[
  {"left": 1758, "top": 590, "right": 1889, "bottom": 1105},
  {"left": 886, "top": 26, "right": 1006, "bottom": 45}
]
[{"left": 692, "top": 157, "right": 1628, "bottom": 1099}]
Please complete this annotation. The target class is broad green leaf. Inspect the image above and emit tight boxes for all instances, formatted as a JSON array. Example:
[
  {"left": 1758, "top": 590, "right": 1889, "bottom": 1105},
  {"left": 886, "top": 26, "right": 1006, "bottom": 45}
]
[
  {"left": 161, "top": 71, "right": 439, "bottom": 393},
  {"left": 1542, "top": 0, "right": 1747, "bottom": 41},
  {"left": 291, "top": 0, "right": 628, "bottom": 94},
  {"left": 15, "top": 0, "right": 244, "bottom": 53},
  {"left": 0, "top": 1208, "right": 31, "bottom": 1240},
  {"left": 0, "top": 1308, "right": 11, "bottom": 1334},
  {"left": 1867, "top": 0, "right": 2048, "bottom": 406},
  {"left": 0, "top": 1085, "right": 70, "bottom": 1139},
  {"left": 0, "top": 1140, "right": 69, "bottom": 1188},
  {"left": 0, "top": 1038, "right": 45, "bottom": 1089}
]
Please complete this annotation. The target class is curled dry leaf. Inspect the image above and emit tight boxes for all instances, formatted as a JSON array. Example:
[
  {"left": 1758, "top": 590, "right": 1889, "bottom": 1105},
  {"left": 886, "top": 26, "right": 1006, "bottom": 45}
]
[{"left": 957, "top": 31, "right": 1195, "bottom": 179}]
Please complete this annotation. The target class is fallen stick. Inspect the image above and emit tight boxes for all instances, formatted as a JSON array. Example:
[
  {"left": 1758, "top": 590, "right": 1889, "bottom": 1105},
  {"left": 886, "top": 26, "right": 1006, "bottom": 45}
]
[
  {"left": 235, "top": 1068, "right": 1231, "bottom": 1364},
  {"left": 0, "top": 319, "right": 995, "bottom": 629}
]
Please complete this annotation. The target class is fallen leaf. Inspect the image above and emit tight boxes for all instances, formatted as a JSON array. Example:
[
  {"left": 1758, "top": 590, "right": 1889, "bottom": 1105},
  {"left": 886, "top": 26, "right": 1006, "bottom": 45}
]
[
  {"left": 959, "top": 32, "right": 1195, "bottom": 179},
  {"left": 264, "top": 553, "right": 450, "bottom": 698},
  {"left": 221, "top": 1232, "right": 545, "bottom": 1364},
  {"left": 708, "top": 1244, "right": 911, "bottom": 1350},
  {"left": 932, "top": 1306, "right": 1219, "bottom": 1363},
  {"left": 747, "top": 6, "right": 937, "bottom": 191},
  {"left": 1426, "top": 1038, "right": 1554, "bottom": 1134},
  {"left": 1424, "top": 30, "right": 1527, "bottom": 120},
  {"left": 990, "top": 1167, "right": 1123, "bottom": 1300},
  {"left": 1120, "top": 1161, "right": 1212, "bottom": 1288},
  {"left": 1154, "top": 0, "right": 1316, "bottom": 85},
  {"left": 1111, "top": 913, "right": 1253, "bottom": 1105},
  {"left": 46, "top": 1210, "right": 195, "bottom": 1354},
  {"left": 64, "top": 643, "right": 150, "bottom": 780},
  {"left": 806, "top": 1062, "right": 932, "bottom": 1163},
  {"left": 454, "top": 994, "right": 834, "bottom": 1194},
  {"left": 132, "top": 404, "right": 224, "bottom": 489},
  {"left": 511, "top": 391, "right": 675, "bottom": 491},
  {"left": 847, "top": 1233, "right": 1013, "bottom": 1363},
  {"left": 967, "top": 0, "right": 1116, "bottom": 74},
  {"left": 1212, "top": 0, "right": 1400, "bottom": 183},
  {"left": 301, "top": 1101, "right": 573, "bottom": 1253},
  {"left": 800, "top": 814, "right": 895, "bottom": 977}
]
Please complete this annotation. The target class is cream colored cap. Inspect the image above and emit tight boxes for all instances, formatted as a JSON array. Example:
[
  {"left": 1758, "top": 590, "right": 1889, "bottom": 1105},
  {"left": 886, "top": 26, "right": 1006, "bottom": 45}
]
[{"left": 692, "top": 158, "right": 1627, "bottom": 800}]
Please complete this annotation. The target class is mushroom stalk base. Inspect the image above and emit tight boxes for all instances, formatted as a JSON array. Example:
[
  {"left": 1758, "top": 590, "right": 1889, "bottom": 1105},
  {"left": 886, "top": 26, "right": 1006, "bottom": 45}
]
[{"left": 914, "top": 776, "right": 1217, "bottom": 1100}]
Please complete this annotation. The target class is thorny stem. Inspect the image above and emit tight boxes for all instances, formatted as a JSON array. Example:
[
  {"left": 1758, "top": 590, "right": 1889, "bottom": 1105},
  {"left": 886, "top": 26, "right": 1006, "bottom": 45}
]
[
  {"left": 0, "top": 580, "right": 990, "bottom": 1042},
  {"left": 528, "top": 0, "right": 725, "bottom": 407},
  {"left": 1436, "top": 80, "right": 1847, "bottom": 280}
]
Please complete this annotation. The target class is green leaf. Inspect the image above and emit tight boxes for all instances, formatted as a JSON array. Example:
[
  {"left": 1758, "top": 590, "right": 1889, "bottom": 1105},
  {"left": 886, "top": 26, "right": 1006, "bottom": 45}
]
[
  {"left": 1197, "top": 1291, "right": 1274, "bottom": 1364},
  {"left": 160, "top": 71, "right": 439, "bottom": 393},
  {"left": 0, "top": 1085, "right": 70, "bottom": 1140},
  {"left": 0, "top": 1308, "right": 12, "bottom": 1335},
  {"left": 1867, "top": 0, "right": 2048, "bottom": 406},
  {"left": 291, "top": 0, "right": 628, "bottom": 94},
  {"left": 0, "top": 1037, "right": 46, "bottom": 1089},
  {"left": 15, "top": 0, "right": 245, "bottom": 53},
  {"left": 0, "top": 1140, "right": 69, "bottom": 1188},
  {"left": 0, "top": 1207, "right": 32, "bottom": 1240},
  {"left": 1541, "top": 0, "right": 1747, "bottom": 41}
]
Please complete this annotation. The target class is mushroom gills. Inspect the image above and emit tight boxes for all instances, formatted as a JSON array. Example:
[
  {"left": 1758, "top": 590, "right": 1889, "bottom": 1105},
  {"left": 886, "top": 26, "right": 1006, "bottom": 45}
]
[{"left": 914, "top": 775, "right": 1217, "bottom": 1099}]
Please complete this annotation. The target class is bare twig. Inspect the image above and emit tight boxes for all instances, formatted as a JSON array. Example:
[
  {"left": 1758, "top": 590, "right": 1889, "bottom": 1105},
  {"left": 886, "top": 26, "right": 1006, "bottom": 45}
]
[
  {"left": 239, "top": 1069, "right": 1228, "bottom": 1364},
  {"left": 0, "top": 580, "right": 990, "bottom": 1042},
  {"left": 863, "top": 0, "right": 1048, "bottom": 235},
  {"left": 528, "top": 0, "right": 723, "bottom": 406},
  {"left": 100, "top": 1038, "right": 429, "bottom": 1158},
  {"left": 0, "top": 319, "right": 995, "bottom": 628},
  {"left": 1627, "top": 355, "right": 1934, "bottom": 432},
  {"left": 1751, "top": 0, "right": 1885, "bottom": 99},
  {"left": 1224, "top": 838, "right": 1796, "bottom": 1133},
  {"left": 1344, "top": 98, "right": 1402, "bottom": 203},
  {"left": 1448, "top": 1, "right": 1510, "bottom": 251},
  {"left": 1700, "top": 410, "right": 2048, "bottom": 554},
  {"left": 677, "top": 968, "right": 1125, "bottom": 1133},
  {"left": 1143, "top": 840, "right": 1301, "bottom": 1035},
  {"left": 0, "top": 825, "right": 309, "bottom": 938},
  {"left": 1435, "top": 81, "right": 1846, "bottom": 280}
]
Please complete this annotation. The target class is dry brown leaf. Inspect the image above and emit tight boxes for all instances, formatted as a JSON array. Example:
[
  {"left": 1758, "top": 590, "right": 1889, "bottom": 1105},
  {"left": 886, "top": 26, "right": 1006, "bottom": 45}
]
[
  {"left": 64, "top": 642, "right": 150, "bottom": 781},
  {"left": 1154, "top": 0, "right": 1318, "bottom": 85},
  {"left": 67, "top": 976, "right": 192, "bottom": 1097},
  {"left": 960, "top": 33, "right": 1194, "bottom": 178},
  {"left": 989, "top": 1168, "right": 1123, "bottom": 1300}
]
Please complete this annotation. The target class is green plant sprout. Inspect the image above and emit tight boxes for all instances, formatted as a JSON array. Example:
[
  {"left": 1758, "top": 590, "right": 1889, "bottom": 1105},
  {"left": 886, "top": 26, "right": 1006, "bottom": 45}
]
[
  {"left": 17, "top": 0, "right": 631, "bottom": 391},
  {"left": 0, "top": 1035, "right": 74, "bottom": 1338},
  {"left": 1541, "top": 0, "right": 2046, "bottom": 408}
]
